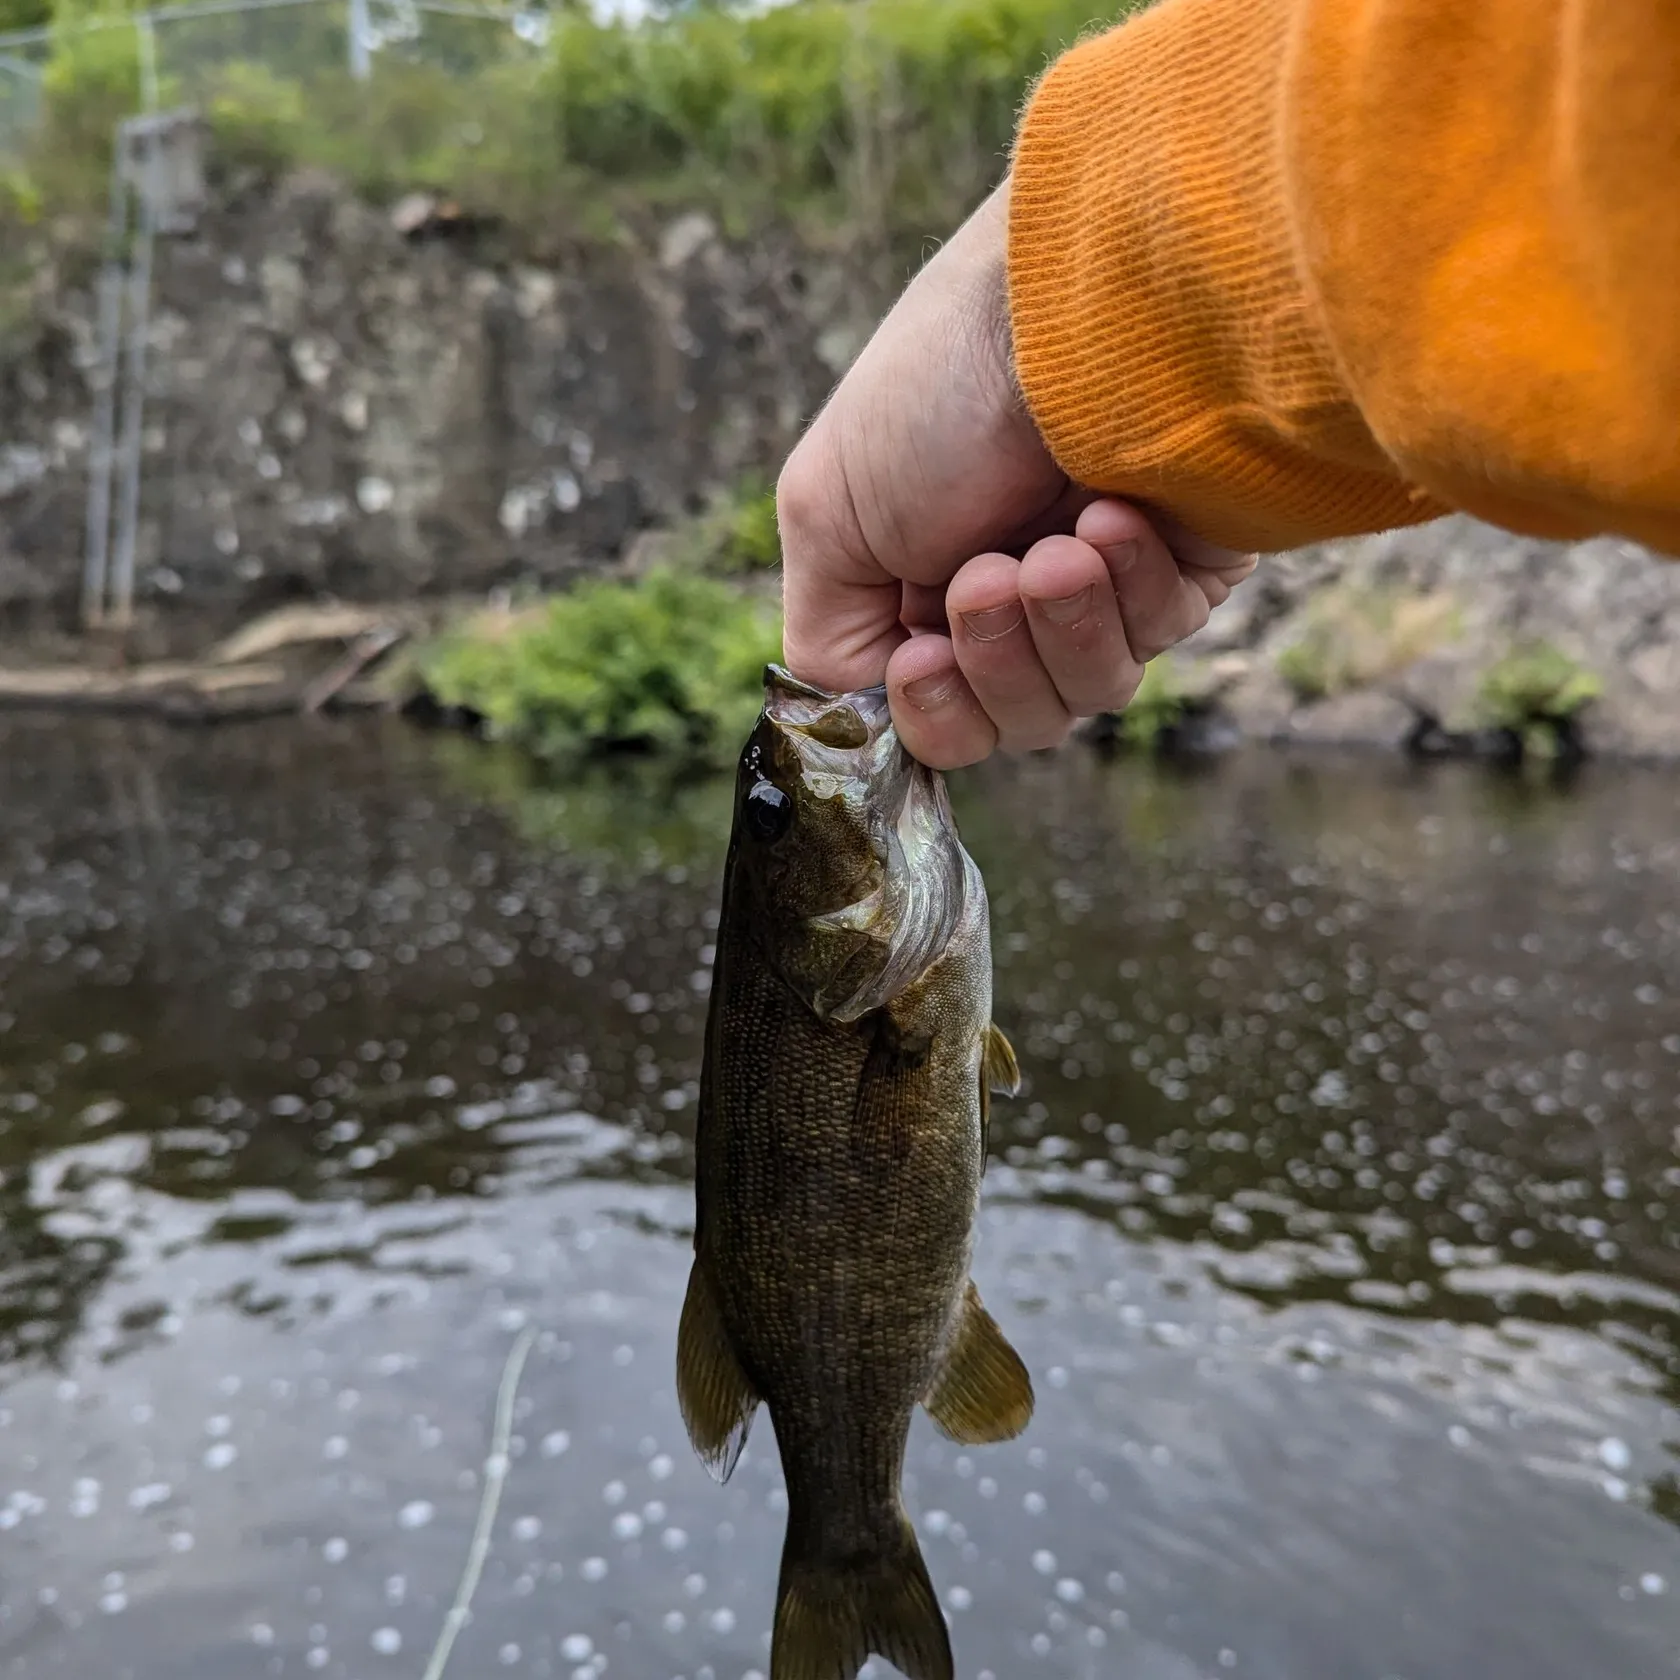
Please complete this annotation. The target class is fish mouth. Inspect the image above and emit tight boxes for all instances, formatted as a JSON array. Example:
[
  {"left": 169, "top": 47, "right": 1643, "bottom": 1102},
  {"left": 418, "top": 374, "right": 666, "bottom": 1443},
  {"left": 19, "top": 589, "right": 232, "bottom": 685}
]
[{"left": 763, "top": 663, "right": 892, "bottom": 749}]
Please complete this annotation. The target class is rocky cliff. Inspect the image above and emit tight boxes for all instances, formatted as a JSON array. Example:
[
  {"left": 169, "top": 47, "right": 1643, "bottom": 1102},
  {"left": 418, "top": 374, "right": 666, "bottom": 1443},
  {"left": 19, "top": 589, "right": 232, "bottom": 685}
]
[{"left": 3, "top": 170, "right": 1678, "bottom": 753}]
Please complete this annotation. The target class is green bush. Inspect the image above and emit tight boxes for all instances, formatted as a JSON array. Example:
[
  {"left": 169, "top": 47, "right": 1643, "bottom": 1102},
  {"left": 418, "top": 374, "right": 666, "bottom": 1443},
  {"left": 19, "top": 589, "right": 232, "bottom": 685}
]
[
  {"left": 417, "top": 568, "right": 783, "bottom": 765},
  {"left": 1119, "top": 655, "right": 1187, "bottom": 750},
  {"left": 680, "top": 477, "right": 782, "bottom": 574},
  {"left": 1477, "top": 641, "right": 1600, "bottom": 758}
]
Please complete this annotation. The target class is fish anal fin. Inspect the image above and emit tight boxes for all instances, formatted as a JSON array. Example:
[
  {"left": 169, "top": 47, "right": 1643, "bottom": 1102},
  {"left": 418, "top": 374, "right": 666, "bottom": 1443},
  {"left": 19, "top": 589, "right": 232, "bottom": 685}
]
[
  {"left": 772, "top": 1511, "right": 952, "bottom": 1680},
  {"left": 675, "top": 1259, "right": 759, "bottom": 1482},
  {"left": 923, "top": 1279, "right": 1035, "bottom": 1445}
]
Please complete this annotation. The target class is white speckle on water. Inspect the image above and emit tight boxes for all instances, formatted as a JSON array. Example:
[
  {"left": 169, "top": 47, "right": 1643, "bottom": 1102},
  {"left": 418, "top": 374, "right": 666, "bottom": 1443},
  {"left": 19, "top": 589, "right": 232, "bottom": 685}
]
[
  {"left": 306, "top": 1647, "right": 330, "bottom": 1670},
  {"left": 1598, "top": 1437, "right": 1632, "bottom": 1472},
  {"left": 948, "top": 1586, "right": 973, "bottom": 1612},
  {"left": 1047, "top": 1366, "right": 1070, "bottom": 1389},
  {"left": 169, "top": 1530, "right": 195, "bottom": 1553},
  {"left": 1640, "top": 1573, "right": 1666, "bottom": 1596},
  {"left": 581, "top": 1556, "right": 608, "bottom": 1583},
  {"left": 513, "top": 1516, "right": 542, "bottom": 1542},
  {"left": 499, "top": 1643, "right": 522, "bottom": 1665},
  {"left": 204, "top": 1442, "right": 238, "bottom": 1471},
  {"left": 977, "top": 1477, "right": 997, "bottom": 1499},
  {"left": 371, "top": 1627, "right": 402, "bottom": 1656},
  {"left": 398, "top": 1501, "right": 434, "bottom": 1530},
  {"left": 923, "top": 1510, "right": 951, "bottom": 1537},
  {"left": 323, "top": 1537, "right": 349, "bottom": 1563},
  {"left": 1030, "top": 1632, "right": 1052, "bottom": 1657},
  {"left": 1602, "top": 1476, "right": 1630, "bottom": 1502},
  {"left": 1032, "top": 1550, "right": 1057, "bottom": 1576},
  {"left": 207, "top": 1415, "right": 232, "bottom": 1438},
  {"left": 603, "top": 1480, "right": 627, "bottom": 1506},
  {"left": 324, "top": 1436, "right": 349, "bottom": 1460},
  {"left": 562, "top": 1635, "right": 594, "bottom": 1662},
  {"left": 251, "top": 1625, "right": 275, "bottom": 1646},
  {"left": 663, "top": 1610, "right": 685, "bottom": 1634},
  {"left": 613, "top": 1344, "right": 635, "bottom": 1367},
  {"left": 709, "top": 1608, "right": 736, "bottom": 1635},
  {"left": 1056, "top": 1578, "right": 1085, "bottom": 1604},
  {"left": 684, "top": 1573, "right": 707, "bottom": 1598},
  {"left": 100, "top": 1590, "right": 128, "bottom": 1615},
  {"left": 662, "top": 1526, "right": 689, "bottom": 1552},
  {"left": 385, "top": 1575, "right": 407, "bottom": 1605},
  {"left": 649, "top": 1453, "right": 674, "bottom": 1481},
  {"left": 613, "top": 1512, "right": 644, "bottom": 1541},
  {"left": 1023, "top": 1491, "right": 1047, "bottom": 1516},
  {"left": 128, "top": 1483, "right": 171, "bottom": 1512},
  {"left": 542, "top": 1431, "right": 572, "bottom": 1458}
]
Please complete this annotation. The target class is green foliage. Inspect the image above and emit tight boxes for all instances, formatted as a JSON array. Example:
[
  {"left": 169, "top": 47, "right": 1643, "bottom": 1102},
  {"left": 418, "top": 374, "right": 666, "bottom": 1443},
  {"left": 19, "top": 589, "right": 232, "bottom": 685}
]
[
  {"left": 417, "top": 568, "right": 783, "bottom": 766},
  {"left": 13, "top": 0, "right": 1139, "bottom": 237},
  {"left": 682, "top": 477, "right": 782, "bottom": 574},
  {"left": 1119, "top": 655, "right": 1187, "bottom": 750},
  {"left": 1477, "top": 641, "right": 1600, "bottom": 757},
  {"left": 1276, "top": 585, "right": 1461, "bottom": 701},
  {"left": 0, "top": 0, "right": 51, "bottom": 32}
]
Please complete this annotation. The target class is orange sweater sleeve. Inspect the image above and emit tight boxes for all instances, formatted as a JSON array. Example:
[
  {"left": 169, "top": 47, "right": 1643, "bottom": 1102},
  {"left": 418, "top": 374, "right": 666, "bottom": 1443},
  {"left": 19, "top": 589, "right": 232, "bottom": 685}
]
[{"left": 1007, "top": 0, "right": 1680, "bottom": 557}]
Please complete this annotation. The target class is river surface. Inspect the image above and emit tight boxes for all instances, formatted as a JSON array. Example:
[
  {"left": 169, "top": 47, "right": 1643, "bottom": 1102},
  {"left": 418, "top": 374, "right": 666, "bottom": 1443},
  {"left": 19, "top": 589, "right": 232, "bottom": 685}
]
[{"left": 0, "top": 717, "right": 1675, "bottom": 1680}]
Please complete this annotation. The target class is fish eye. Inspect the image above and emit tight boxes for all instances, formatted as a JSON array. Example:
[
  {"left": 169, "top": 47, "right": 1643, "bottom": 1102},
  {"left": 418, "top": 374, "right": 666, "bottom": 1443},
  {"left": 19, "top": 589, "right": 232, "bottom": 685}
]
[{"left": 744, "top": 779, "right": 793, "bottom": 843}]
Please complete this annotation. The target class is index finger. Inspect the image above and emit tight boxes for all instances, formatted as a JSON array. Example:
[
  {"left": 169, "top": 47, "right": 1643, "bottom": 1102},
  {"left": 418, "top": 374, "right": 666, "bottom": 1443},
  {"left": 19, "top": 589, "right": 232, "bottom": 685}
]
[{"left": 776, "top": 445, "right": 909, "bottom": 694}]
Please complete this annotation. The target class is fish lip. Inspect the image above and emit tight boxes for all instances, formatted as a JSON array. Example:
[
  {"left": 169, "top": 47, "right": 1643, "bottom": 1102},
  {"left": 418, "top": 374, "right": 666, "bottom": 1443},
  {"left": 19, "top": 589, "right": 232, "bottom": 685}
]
[{"left": 763, "top": 663, "right": 892, "bottom": 739}]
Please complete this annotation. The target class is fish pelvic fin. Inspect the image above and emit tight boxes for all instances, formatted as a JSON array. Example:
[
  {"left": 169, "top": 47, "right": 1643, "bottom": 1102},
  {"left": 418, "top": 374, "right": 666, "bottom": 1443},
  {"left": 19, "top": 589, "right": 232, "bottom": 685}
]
[
  {"left": 771, "top": 1510, "right": 953, "bottom": 1680},
  {"left": 983, "top": 1023, "right": 1020, "bottom": 1095},
  {"left": 923, "top": 1280, "right": 1035, "bottom": 1445},
  {"left": 675, "top": 1259, "right": 760, "bottom": 1483}
]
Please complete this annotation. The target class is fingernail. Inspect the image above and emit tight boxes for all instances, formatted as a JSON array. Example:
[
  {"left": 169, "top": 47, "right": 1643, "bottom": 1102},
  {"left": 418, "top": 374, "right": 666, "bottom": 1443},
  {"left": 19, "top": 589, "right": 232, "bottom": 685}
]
[
  {"left": 1035, "top": 583, "right": 1096, "bottom": 626},
  {"left": 1104, "top": 539, "right": 1140, "bottom": 575},
  {"left": 959, "top": 602, "right": 1025, "bottom": 642},
  {"left": 903, "top": 670, "right": 963, "bottom": 710}
]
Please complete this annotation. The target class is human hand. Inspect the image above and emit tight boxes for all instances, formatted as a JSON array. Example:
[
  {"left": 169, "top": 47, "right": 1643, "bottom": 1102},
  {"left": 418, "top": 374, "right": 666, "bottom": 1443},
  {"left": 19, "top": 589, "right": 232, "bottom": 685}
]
[{"left": 776, "top": 179, "right": 1256, "bottom": 769}]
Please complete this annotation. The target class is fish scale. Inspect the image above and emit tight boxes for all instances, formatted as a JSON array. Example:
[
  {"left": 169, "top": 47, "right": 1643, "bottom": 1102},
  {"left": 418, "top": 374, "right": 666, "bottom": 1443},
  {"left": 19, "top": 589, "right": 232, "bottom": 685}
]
[{"left": 677, "top": 665, "right": 1032, "bottom": 1680}]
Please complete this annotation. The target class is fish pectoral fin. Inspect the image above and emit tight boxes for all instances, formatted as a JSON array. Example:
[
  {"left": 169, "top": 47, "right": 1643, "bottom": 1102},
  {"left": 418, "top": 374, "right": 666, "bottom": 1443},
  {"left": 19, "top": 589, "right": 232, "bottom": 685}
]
[
  {"left": 772, "top": 1511, "right": 952, "bottom": 1680},
  {"left": 675, "top": 1260, "right": 760, "bottom": 1483},
  {"left": 982, "top": 1023, "right": 1021, "bottom": 1096},
  {"left": 923, "top": 1279, "right": 1035, "bottom": 1445}
]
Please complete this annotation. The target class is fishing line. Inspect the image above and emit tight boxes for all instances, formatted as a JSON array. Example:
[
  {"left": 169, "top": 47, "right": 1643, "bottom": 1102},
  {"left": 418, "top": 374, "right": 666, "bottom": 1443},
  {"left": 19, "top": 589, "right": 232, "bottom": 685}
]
[{"left": 419, "top": 1324, "right": 539, "bottom": 1680}]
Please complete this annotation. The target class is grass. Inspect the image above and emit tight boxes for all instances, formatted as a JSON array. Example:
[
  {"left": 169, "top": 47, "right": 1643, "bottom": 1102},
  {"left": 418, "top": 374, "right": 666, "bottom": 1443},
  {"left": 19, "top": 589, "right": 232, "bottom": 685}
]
[
  {"left": 1276, "top": 585, "right": 1462, "bottom": 702},
  {"left": 8, "top": 0, "right": 1140, "bottom": 248},
  {"left": 413, "top": 565, "right": 782, "bottom": 767}
]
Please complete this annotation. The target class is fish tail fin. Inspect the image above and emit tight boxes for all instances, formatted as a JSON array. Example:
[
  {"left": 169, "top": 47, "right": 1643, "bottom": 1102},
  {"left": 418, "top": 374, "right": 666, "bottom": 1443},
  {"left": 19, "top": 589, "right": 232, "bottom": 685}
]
[{"left": 771, "top": 1510, "right": 953, "bottom": 1680}]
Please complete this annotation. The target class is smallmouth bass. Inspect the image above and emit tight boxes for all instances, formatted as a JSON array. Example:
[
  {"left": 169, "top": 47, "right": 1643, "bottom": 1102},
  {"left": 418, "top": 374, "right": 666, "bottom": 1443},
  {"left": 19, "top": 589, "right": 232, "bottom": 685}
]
[{"left": 677, "top": 664, "right": 1033, "bottom": 1680}]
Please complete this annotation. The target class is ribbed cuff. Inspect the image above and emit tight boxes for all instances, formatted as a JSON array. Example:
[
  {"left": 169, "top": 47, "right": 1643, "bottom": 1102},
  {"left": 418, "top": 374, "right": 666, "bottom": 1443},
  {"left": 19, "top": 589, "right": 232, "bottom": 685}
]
[{"left": 1007, "top": 0, "right": 1444, "bottom": 552}]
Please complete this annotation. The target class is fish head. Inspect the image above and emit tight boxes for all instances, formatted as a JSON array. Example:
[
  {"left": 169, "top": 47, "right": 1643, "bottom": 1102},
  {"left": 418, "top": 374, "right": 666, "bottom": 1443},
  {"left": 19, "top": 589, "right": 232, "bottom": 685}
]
[{"left": 725, "top": 664, "right": 971, "bottom": 1024}]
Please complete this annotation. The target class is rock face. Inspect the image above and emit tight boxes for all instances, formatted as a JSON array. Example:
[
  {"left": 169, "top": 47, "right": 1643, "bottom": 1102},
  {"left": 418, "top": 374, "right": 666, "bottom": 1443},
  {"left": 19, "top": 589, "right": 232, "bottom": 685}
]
[
  {"left": 2, "top": 170, "right": 1679, "bottom": 751},
  {"left": 0, "top": 174, "right": 874, "bottom": 649},
  {"left": 1177, "top": 520, "right": 1680, "bottom": 759}
]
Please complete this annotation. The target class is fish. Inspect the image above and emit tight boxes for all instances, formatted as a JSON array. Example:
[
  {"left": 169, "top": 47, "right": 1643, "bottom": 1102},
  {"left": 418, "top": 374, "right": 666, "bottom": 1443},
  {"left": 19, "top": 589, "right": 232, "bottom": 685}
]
[{"left": 677, "top": 663, "right": 1033, "bottom": 1680}]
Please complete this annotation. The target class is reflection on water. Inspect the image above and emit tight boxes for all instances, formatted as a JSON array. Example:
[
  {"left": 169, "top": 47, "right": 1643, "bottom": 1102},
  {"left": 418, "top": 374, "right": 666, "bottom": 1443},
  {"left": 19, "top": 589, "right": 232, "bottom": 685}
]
[{"left": 0, "top": 719, "right": 1675, "bottom": 1679}]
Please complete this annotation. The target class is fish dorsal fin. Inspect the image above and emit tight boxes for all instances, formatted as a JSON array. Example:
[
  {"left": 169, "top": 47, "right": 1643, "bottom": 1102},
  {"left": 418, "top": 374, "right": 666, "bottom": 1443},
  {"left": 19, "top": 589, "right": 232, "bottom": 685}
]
[
  {"left": 923, "top": 1280, "right": 1034, "bottom": 1445},
  {"left": 676, "top": 1260, "right": 760, "bottom": 1482}
]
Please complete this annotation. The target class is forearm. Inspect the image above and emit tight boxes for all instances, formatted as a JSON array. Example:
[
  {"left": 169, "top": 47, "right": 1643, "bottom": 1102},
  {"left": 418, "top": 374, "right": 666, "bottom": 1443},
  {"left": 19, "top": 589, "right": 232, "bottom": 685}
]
[{"left": 1008, "top": 0, "right": 1680, "bottom": 557}]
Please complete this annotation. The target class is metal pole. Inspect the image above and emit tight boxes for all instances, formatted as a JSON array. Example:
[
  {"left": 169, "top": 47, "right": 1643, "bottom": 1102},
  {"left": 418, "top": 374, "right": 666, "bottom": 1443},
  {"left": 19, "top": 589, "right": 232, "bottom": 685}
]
[
  {"left": 81, "top": 118, "right": 135, "bottom": 628},
  {"left": 108, "top": 118, "right": 159, "bottom": 632},
  {"left": 349, "top": 0, "right": 371, "bottom": 79}
]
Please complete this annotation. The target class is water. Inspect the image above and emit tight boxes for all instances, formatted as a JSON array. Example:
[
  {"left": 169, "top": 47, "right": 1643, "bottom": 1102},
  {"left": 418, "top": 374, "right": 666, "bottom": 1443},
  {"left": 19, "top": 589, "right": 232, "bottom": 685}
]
[{"left": 0, "top": 718, "right": 1675, "bottom": 1680}]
